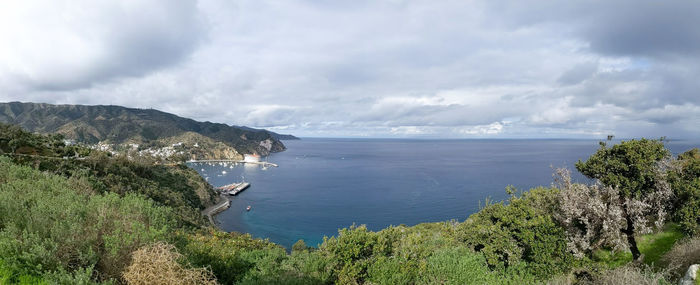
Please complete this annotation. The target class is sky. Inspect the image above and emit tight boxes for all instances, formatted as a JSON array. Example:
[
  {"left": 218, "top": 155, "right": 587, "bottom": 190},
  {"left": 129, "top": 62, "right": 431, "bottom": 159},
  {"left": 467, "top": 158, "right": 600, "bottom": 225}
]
[{"left": 1, "top": 0, "right": 699, "bottom": 139}]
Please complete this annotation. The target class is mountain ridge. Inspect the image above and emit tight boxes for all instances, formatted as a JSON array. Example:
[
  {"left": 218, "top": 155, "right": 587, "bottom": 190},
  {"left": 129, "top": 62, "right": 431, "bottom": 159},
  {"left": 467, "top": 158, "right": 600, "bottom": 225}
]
[{"left": 0, "top": 101, "right": 297, "bottom": 157}]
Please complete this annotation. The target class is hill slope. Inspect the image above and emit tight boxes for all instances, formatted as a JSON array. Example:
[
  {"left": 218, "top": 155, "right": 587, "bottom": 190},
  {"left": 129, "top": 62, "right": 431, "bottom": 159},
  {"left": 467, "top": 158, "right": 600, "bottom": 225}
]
[{"left": 0, "top": 102, "right": 296, "bottom": 156}]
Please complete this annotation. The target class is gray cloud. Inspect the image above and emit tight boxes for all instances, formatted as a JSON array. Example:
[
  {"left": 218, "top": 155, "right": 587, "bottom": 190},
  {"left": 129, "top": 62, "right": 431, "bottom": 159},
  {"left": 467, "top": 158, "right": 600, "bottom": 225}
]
[
  {"left": 0, "top": 0, "right": 205, "bottom": 90},
  {"left": 1, "top": 0, "right": 699, "bottom": 139},
  {"left": 558, "top": 62, "right": 598, "bottom": 86},
  {"left": 581, "top": 1, "right": 700, "bottom": 58}
]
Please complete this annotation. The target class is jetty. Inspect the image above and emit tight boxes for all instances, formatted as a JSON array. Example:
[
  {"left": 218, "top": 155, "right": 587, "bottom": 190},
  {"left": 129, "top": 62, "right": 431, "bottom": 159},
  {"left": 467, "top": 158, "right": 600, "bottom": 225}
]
[
  {"left": 187, "top": 159, "right": 278, "bottom": 168},
  {"left": 202, "top": 195, "right": 230, "bottom": 225},
  {"left": 216, "top": 182, "right": 251, "bottom": 196}
]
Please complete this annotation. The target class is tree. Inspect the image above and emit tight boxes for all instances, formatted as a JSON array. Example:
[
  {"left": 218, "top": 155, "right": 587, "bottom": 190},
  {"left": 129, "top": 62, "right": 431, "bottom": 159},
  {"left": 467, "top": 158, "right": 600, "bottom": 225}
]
[
  {"left": 573, "top": 138, "right": 671, "bottom": 260},
  {"left": 668, "top": 148, "right": 700, "bottom": 235}
]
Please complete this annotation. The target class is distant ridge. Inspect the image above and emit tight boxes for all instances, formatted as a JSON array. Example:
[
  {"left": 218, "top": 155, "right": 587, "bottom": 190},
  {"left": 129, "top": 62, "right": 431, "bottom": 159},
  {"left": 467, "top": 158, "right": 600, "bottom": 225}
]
[
  {"left": 0, "top": 102, "right": 298, "bottom": 155},
  {"left": 235, "top": 125, "right": 299, "bottom": 140}
]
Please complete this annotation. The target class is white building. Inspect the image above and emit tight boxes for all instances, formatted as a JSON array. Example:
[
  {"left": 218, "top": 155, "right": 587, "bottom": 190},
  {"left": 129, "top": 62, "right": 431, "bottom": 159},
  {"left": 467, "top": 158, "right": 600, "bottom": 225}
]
[{"left": 244, "top": 154, "right": 261, "bottom": 163}]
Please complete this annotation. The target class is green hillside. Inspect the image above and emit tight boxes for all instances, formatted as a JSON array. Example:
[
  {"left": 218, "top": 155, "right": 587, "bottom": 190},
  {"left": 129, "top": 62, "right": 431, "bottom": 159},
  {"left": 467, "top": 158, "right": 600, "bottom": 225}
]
[
  {"left": 1, "top": 125, "right": 698, "bottom": 284},
  {"left": 0, "top": 102, "right": 295, "bottom": 156}
]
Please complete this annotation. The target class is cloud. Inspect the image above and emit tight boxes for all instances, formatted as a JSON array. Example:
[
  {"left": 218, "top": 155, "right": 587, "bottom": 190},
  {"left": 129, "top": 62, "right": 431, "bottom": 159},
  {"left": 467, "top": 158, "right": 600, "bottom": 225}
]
[
  {"left": 0, "top": 0, "right": 205, "bottom": 90},
  {"left": 1, "top": 0, "right": 699, "bottom": 139},
  {"left": 558, "top": 62, "right": 598, "bottom": 86}
]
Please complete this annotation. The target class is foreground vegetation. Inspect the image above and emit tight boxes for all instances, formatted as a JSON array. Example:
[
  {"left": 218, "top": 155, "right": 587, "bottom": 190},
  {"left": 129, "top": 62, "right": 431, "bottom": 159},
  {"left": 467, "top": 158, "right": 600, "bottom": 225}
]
[{"left": 0, "top": 124, "right": 699, "bottom": 284}]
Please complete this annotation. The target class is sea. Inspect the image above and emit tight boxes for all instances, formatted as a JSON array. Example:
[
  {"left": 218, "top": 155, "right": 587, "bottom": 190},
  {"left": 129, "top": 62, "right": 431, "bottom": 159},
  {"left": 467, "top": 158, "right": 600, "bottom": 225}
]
[{"left": 189, "top": 138, "right": 699, "bottom": 249}]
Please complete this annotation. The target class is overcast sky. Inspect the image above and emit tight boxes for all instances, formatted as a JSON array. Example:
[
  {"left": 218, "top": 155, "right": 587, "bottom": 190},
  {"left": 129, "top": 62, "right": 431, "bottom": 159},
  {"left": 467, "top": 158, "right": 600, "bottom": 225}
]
[{"left": 1, "top": 0, "right": 699, "bottom": 138}]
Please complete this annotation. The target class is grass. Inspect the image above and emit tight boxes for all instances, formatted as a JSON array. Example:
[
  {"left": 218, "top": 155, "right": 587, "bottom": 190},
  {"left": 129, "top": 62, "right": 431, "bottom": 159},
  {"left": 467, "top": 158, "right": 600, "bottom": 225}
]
[
  {"left": 0, "top": 260, "right": 47, "bottom": 285},
  {"left": 638, "top": 224, "right": 684, "bottom": 266},
  {"left": 0, "top": 262, "right": 11, "bottom": 285},
  {"left": 592, "top": 223, "right": 685, "bottom": 268}
]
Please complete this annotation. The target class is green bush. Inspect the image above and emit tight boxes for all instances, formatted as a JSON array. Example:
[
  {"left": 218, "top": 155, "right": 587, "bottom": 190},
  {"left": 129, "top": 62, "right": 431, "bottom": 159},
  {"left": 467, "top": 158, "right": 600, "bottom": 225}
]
[
  {"left": 0, "top": 157, "right": 176, "bottom": 282},
  {"left": 176, "top": 230, "right": 302, "bottom": 284},
  {"left": 319, "top": 225, "right": 387, "bottom": 283},
  {"left": 420, "top": 246, "right": 535, "bottom": 285},
  {"left": 670, "top": 149, "right": 700, "bottom": 236},
  {"left": 456, "top": 187, "right": 576, "bottom": 278}
]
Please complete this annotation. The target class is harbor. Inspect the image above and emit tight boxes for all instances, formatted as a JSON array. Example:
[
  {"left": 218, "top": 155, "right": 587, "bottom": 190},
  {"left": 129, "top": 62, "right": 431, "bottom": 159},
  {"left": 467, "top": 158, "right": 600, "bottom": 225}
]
[
  {"left": 193, "top": 154, "right": 268, "bottom": 227},
  {"left": 188, "top": 159, "right": 278, "bottom": 168},
  {"left": 201, "top": 181, "right": 252, "bottom": 225},
  {"left": 188, "top": 153, "right": 278, "bottom": 168}
]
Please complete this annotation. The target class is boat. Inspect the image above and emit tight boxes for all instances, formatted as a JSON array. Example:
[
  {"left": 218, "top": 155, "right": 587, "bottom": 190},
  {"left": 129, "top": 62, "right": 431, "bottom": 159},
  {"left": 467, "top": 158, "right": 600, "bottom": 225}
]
[
  {"left": 246, "top": 205, "right": 252, "bottom": 211},
  {"left": 222, "top": 170, "right": 227, "bottom": 174}
]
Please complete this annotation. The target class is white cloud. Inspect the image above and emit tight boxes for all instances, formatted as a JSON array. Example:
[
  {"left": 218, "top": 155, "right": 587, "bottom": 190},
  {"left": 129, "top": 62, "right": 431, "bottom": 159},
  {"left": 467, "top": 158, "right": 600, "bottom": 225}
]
[
  {"left": 1, "top": 0, "right": 699, "bottom": 138},
  {"left": 0, "top": 0, "right": 204, "bottom": 90}
]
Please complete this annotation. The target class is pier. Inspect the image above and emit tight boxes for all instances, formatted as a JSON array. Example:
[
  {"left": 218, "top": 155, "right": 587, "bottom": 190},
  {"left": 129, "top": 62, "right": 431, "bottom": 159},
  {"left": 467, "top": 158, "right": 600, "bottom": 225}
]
[
  {"left": 202, "top": 195, "right": 231, "bottom": 225},
  {"left": 216, "top": 182, "right": 251, "bottom": 196},
  {"left": 187, "top": 159, "right": 278, "bottom": 168}
]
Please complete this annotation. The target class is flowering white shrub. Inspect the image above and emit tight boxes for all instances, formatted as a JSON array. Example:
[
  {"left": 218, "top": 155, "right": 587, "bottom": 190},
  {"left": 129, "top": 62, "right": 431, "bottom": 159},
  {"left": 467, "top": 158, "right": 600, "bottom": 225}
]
[{"left": 554, "top": 165, "right": 672, "bottom": 258}]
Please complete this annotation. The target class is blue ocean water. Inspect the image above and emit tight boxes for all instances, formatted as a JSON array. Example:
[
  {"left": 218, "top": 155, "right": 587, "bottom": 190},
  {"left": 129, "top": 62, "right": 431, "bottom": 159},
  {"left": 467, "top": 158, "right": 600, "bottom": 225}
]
[{"left": 190, "top": 138, "right": 699, "bottom": 248}]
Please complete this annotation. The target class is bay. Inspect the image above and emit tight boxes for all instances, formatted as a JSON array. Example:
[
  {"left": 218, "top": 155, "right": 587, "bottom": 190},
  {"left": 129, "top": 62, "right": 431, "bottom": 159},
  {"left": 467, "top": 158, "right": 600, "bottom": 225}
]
[{"left": 190, "top": 138, "right": 699, "bottom": 248}]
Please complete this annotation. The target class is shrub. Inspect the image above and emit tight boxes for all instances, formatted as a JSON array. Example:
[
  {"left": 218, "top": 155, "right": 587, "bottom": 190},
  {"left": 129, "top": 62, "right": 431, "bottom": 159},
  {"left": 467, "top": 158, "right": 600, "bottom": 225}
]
[
  {"left": 0, "top": 157, "right": 177, "bottom": 282},
  {"left": 584, "top": 265, "right": 671, "bottom": 285},
  {"left": 122, "top": 242, "right": 217, "bottom": 285},
  {"left": 669, "top": 149, "right": 700, "bottom": 236},
  {"left": 419, "top": 247, "right": 501, "bottom": 284},
  {"left": 659, "top": 236, "right": 700, "bottom": 280},
  {"left": 292, "top": 240, "right": 310, "bottom": 253},
  {"left": 176, "top": 230, "right": 291, "bottom": 284},
  {"left": 574, "top": 138, "right": 672, "bottom": 261},
  {"left": 319, "top": 225, "right": 383, "bottom": 283},
  {"left": 456, "top": 187, "right": 576, "bottom": 278}
]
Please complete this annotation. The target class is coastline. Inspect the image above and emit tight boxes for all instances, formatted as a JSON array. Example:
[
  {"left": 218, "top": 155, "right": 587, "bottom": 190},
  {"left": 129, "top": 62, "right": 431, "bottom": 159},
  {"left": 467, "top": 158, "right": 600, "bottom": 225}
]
[{"left": 202, "top": 194, "right": 230, "bottom": 226}]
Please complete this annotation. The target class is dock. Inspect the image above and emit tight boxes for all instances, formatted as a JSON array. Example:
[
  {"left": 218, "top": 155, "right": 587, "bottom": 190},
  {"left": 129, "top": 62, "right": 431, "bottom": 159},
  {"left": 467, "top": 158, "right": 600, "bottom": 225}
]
[
  {"left": 216, "top": 182, "right": 251, "bottom": 196},
  {"left": 187, "top": 159, "right": 278, "bottom": 168}
]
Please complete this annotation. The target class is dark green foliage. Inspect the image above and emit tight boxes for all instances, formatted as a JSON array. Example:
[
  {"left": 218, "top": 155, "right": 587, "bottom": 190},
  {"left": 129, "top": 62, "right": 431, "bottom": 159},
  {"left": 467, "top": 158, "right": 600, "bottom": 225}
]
[
  {"left": 176, "top": 230, "right": 325, "bottom": 285},
  {"left": 456, "top": 187, "right": 576, "bottom": 278},
  {"left": 0, "top": 123, "right": 215, "bottom": 228},
  {"left": 575, "top": 138, "right": 670, "bottom": 260},
  {"left": 0, "top": 259, "right": 48, "bottom": 285},
  {"left": 292, "top": 240, "right": 311, "bottom": 253},
  {"left": 418, "top": 246, "right": 537, "bottom": 284},
  {"left": 575, "top": 138, "right": 670, "bottom": 198},
  {"left": 319, "top": 224, "right": 396, "bottom": 283},
  {"left": 0, "top": 157, "right": 176, "bottom": 282},
  {"left": 669, "top": 149, "right": 700, "bottom": 235}
]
